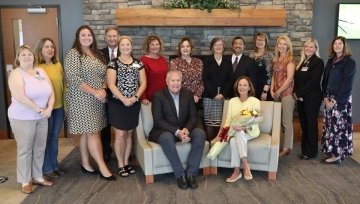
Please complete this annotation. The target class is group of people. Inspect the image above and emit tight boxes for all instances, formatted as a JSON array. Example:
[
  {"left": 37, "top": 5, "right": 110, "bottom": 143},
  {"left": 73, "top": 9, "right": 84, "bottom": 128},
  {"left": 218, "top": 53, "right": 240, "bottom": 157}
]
[{"left": 7, "top": 23, "right": 356, "bottom": 192}]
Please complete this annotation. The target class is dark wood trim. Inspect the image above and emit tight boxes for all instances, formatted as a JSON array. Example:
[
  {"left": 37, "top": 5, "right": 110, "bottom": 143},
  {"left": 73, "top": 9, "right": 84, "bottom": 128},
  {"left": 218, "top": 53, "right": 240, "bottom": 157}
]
[{"left": 353, "top": 123, "right": 360, "bottom": 132}]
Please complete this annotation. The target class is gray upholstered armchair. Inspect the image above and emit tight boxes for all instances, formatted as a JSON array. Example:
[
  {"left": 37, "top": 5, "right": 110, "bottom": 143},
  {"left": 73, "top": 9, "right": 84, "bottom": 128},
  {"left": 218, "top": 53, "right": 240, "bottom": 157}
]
[
  {"left": 210, "top": 100, "right": 281, "bottom": 180},
  {"left": 134, "top": 103, "right": 210, "bottom": 184}
]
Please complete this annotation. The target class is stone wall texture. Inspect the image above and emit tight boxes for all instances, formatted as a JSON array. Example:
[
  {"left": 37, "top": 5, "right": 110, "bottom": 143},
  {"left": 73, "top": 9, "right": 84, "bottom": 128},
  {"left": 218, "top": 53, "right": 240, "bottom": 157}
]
[{"left": 83, "top": 0, "right": 313, "bottom": 60}]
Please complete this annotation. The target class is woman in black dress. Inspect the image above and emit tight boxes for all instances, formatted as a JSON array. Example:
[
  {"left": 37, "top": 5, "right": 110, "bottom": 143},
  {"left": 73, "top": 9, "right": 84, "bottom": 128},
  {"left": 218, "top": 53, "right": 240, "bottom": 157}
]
[
  {"left": 202, "top": 37, "right": 232, "bottom": 141},
  {"left": 107, "top": 36, "right": 147, "bottom": 176}
]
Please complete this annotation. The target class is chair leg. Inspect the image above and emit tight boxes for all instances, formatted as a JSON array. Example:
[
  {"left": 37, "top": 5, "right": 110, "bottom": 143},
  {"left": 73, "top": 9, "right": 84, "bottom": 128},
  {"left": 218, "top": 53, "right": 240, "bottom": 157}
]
[
  {"left": 145, "top": 175, "right": 154, "bottom": 184},
  {"left": 268, "top": 171, "right": 276, "bottom": 181},
  {"left": 202, "top": 167, "right": 210, "bottom": 176},
  {"left": 210, "top": 167, "right": 218, "bottom": 175}
]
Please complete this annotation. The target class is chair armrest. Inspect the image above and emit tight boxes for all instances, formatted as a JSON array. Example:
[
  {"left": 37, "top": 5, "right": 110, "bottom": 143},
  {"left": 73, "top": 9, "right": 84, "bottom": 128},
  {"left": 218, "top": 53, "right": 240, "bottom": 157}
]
[
  {"left": 268, "top": 102, "right": 281, "bottom": 172},
  {"left": 134, "top": 124, "right": 154, "bottom": 175}
]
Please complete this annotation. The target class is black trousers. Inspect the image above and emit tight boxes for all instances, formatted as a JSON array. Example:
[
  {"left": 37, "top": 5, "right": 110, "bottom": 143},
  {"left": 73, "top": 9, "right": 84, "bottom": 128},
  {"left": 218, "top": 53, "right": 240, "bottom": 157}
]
[{"left": 297, "top": 98, "right": 322, "bottom": 157}]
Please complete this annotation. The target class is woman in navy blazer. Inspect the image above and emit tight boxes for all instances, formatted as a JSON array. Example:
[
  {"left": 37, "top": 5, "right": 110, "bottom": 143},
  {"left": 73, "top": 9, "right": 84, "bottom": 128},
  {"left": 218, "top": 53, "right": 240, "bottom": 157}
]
[
  {"left": 321, "top": 36, "right": 356, "bottom": 164},
  {"left": 294, "top": 38, "right": 324, "bottom": 160}
]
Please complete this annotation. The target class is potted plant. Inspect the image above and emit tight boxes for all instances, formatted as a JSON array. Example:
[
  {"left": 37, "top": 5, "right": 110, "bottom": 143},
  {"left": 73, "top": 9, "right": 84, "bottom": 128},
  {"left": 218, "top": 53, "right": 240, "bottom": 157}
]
[{"left": 161, "top": 0, "right": 240, "bottom": 13}]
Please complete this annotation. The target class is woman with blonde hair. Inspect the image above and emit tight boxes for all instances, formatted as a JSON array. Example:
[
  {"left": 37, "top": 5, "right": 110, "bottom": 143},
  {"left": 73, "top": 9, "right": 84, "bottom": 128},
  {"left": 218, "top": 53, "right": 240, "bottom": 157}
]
[
  {"left": 107, "top": 35, "right": 146, "bottom": 176},
  {"left": 8, "top": 45, "right": 54, "bottom": 193},
  {"left": 270, "top": 35, "right": 296, "bottom": 156},
  {"left": 294, "top": 38, "right": 324, "bottom": 160}
]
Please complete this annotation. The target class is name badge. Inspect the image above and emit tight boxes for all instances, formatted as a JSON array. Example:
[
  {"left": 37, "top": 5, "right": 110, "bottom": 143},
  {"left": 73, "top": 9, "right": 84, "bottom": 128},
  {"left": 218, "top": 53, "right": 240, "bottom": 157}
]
[{"left": 301, "top": 67, "right": 309, "bottom": 71}]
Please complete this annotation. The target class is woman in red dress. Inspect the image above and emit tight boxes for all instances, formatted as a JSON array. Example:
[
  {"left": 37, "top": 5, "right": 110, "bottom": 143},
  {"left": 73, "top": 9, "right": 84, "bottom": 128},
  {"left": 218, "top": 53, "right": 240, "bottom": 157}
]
[{"left": 140, "top": 34, "right": 168, "bottom": 104}]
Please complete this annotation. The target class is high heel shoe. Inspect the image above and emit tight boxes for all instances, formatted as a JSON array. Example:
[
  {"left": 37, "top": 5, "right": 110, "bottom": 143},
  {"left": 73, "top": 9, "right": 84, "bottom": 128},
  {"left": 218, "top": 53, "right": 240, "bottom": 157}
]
[
  {"left": 279, "top": 148, "right": 291, "bottom": 157},
  {"left": 81, "top": 165, "right": 99, "bottom": 175},
  {"left": 100, "top": 173, "right": 116, "bottom": 181}
]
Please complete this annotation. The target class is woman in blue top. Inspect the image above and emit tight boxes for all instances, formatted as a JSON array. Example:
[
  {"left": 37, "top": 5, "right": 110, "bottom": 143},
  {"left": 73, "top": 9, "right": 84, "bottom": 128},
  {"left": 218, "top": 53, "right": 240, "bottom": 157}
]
[{"left": 321, "top": 36, "right": 356, "bottom": 164}]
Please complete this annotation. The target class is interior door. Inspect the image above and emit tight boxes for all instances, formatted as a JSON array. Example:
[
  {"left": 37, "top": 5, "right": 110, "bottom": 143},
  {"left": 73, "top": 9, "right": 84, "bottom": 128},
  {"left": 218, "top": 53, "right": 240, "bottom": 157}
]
[{"left": 0, "top": 7, "right": 60, "bottom": 139}]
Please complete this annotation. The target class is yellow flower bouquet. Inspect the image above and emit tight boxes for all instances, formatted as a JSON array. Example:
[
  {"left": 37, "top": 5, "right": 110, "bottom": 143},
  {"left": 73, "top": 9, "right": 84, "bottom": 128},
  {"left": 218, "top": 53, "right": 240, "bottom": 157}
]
[{"left": 207, "top": 109, "right": 263, "bottom": 160}]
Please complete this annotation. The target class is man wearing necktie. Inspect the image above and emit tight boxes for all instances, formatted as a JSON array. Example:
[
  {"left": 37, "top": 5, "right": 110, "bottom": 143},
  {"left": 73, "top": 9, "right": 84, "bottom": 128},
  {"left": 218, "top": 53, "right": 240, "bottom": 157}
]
[
  {"left": 149, "top": 69, "right": 206, "bottom": 190},
  {"left": 226, "top": 36, "right": 257, "bottom": 98},
  {"left": 100, "top": 26, "right": 120, "bottom": 162}
]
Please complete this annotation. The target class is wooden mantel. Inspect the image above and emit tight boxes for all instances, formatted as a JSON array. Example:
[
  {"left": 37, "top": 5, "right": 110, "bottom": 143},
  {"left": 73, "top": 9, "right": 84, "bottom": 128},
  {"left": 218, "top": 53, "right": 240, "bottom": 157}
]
[{"left": 116, "top": 8, "right": 286, "bottom": 27}]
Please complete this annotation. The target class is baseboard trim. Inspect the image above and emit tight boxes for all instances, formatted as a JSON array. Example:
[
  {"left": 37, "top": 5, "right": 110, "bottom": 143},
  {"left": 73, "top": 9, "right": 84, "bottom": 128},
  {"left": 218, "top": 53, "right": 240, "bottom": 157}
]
[
  {"left": 0, "top": 130, "right": 9, "bottom": 139},
  {"left": 354, "top": 123, "right": 360, "bottom": 132}
]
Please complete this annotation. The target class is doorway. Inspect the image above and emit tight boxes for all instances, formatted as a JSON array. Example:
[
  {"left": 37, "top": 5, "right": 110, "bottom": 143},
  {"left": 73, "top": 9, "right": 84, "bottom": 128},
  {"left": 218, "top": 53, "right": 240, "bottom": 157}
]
[{"left": 0, "top": 6, "right": 62, "bottom": 139}]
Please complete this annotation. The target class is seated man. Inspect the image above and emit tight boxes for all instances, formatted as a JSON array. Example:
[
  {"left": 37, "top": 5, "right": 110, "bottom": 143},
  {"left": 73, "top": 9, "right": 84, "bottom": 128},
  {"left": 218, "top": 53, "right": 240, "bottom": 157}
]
[{"left": 149, "top": 69, "right": 206, "bottom": 190}]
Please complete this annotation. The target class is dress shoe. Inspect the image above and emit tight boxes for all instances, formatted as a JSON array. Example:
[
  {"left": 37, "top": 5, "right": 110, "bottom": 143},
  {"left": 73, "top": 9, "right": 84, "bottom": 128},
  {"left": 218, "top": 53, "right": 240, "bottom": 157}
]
[
  {"left": 54, "top": 170, "right": 65, "bottom": 176},
  {"left": 21, "top": 184, "right": 32, "bottom": 194},
  {"left": 321, "top": 158, "right": 341, "bottom": 164},
  {"left": 226, "top": 173, "right": 242, "bottom": 183},
  {"left": 44, "top": 172, "right": 59, "bottom": 179},
  {"left": 32, "top": 179, "right": 53, "bottom": 186},
  {"left": 187, "top": 175, "right": 198, "bottom": 189},
  {"left": 81, "top": 165, "right": 99, "bottom": 175},
  {"left": 177, "top": 176, "right": 189, "bottom": 190},
  {"left": 279, "top": 148, "right": 291, "bottom": 157},
  {"left": 299, "top": 155, "right": 310, "bottom": 160},
  {"left": 124, "top": 165, "right": 136, "bottom": 174},
  {"left": 100, "top": 173, "right": 116, "bottom": 181}
]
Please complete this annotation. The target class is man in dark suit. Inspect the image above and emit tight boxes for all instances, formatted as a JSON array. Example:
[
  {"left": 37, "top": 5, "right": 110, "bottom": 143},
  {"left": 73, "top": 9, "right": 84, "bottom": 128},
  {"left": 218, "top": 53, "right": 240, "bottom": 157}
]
[
  {"left": 149, "top": 69, "right": 206, "bottom": 190},
  {"left": 226, "top": 36, "right": 257, "bottom": 97},
  {"left": 100, "top": 26, "right": 120, "bottom": 162}
]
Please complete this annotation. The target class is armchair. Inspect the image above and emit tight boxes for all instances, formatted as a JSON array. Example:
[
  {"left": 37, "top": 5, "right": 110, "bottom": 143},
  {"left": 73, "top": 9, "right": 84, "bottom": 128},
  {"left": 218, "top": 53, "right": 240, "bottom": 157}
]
[
  {"left": 210, "top": 100, "right": 281, "bottom": 180},
  {"left": 134, "top": 103, "right": 210, "bottom": 184}
]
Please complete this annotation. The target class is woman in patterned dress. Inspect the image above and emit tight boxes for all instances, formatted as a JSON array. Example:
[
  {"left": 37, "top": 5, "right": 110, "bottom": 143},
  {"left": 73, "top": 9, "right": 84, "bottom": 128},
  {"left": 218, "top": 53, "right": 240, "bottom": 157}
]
[
  {"left": 140, "top": 34, "right": 167, "bottom": 104},
  {"left": 170, "top": 37, "right": 204, "bottom": 104},
  {"left": 270, "top": 35, "right": 296, "bottom": 157},
  {"left": 203, "top": 37, "right": 233, "bottom": 140},
  {"left": 321, "top": 36, "right": 356, "bottom": 164},
  {"left": 64, "top": 25, "right": 115, "bottom": 180},
  {"left": 249, "top": 32, "right": 274, "bottom": 100},
  {"left": 107, "top": 36, "right": 146, "bottom": 177}
]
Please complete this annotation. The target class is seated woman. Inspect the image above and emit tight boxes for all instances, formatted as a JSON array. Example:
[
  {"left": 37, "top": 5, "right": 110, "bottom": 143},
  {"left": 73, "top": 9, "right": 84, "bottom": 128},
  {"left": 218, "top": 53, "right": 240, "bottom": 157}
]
[{"left": 225, "top": 76, "right": 260, "bottom": 182}]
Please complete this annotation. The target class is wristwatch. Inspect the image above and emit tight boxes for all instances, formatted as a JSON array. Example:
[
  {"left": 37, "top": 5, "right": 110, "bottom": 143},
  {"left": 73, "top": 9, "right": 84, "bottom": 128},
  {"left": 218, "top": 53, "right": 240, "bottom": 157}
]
[{"left": 134, "top": 95, "right": 139, "bottom": 102}]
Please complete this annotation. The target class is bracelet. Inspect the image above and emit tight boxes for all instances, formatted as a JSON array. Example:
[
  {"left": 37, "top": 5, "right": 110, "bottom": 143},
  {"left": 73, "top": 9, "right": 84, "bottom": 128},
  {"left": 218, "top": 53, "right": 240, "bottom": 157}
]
[
  {"left": 134, "top": 95, "right": 139, "bottom": 102},
  {"left": 38, "top": 108, "right": 43, "bottom": 113},
  {"left": 262, "top": 90, "right": 268, "bottom": 93}
]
